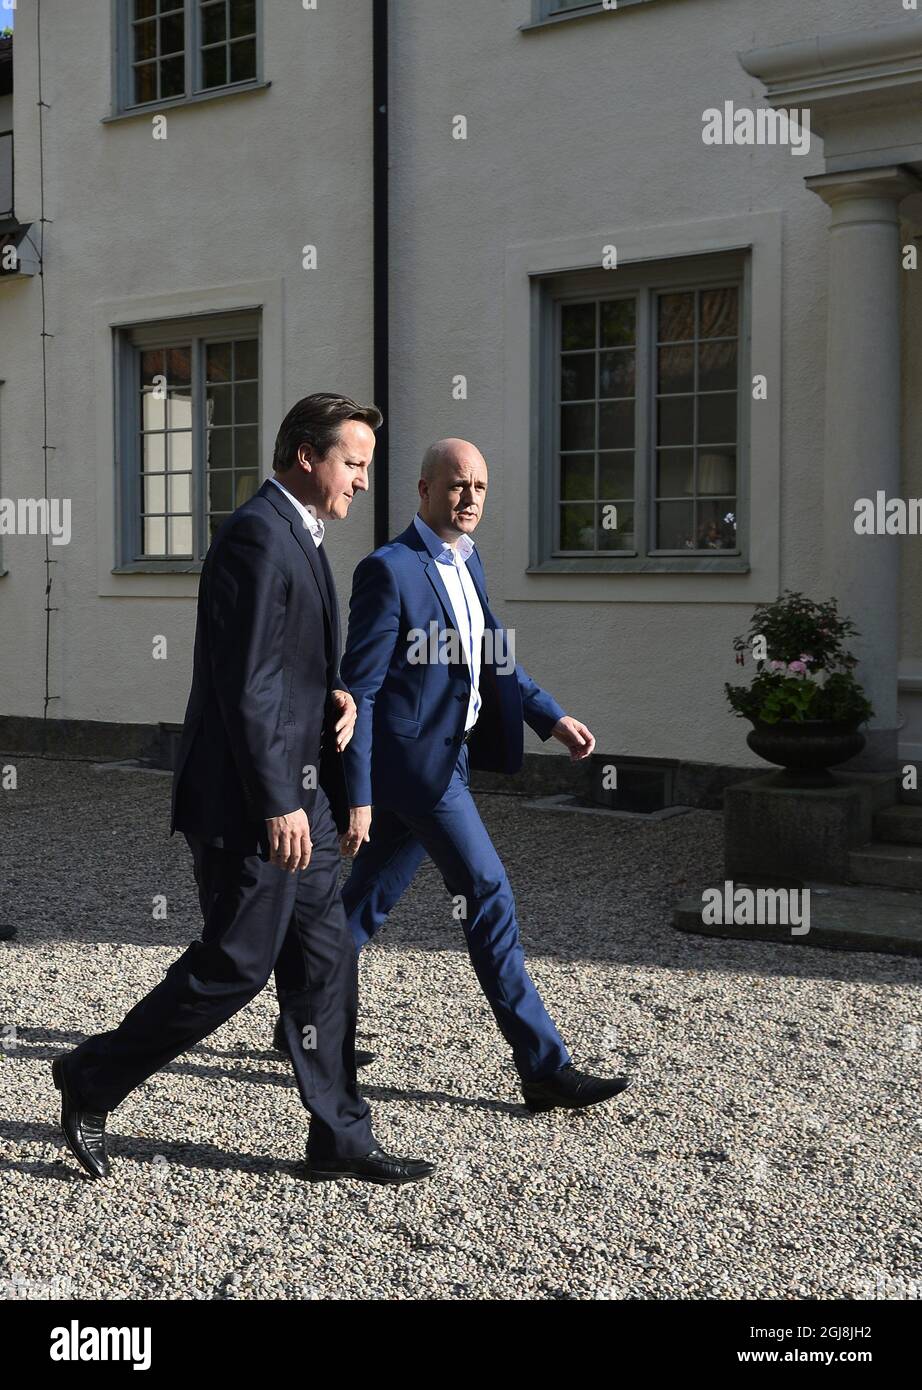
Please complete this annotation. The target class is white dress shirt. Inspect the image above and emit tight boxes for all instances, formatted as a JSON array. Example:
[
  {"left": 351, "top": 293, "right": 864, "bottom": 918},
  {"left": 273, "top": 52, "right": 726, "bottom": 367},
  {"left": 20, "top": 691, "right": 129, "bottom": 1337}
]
[
  {"left": 270, "top": 475, "right": 325, "bottom": 548},
  {"left": 414, "top": 514, "right": 484, "bottom": 732}
]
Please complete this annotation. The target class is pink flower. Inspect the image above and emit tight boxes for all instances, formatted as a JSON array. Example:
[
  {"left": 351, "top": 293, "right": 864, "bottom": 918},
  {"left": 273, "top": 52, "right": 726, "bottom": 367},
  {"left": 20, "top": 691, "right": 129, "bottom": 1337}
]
[
  {"left": 799, "top": 653, "right": 814, "bottom": 665},
  {"left": 770, "top": 660, "right": 786, "bottom": 672},
  {"left": 787, "top": 660, "right": 808, "bottom": 676}
]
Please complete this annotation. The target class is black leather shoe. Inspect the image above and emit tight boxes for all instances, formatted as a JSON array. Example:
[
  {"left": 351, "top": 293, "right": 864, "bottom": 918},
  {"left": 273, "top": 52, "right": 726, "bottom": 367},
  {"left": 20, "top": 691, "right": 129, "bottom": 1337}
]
[
  {"left": 51, "top": 1056, "right": 110, "bottom": 1180},
  {"left": 272, "top": 1018, "right": 375, "bottom": 1069},
  {"left": 0, "top": 924, "right": 16, "bottom": 941},
  {"left": 305, "top": 1145, "right": 436, "bottom": 1185},
  {"left": 521, "top": 1064, "right": 631, "bottom": 1113}
]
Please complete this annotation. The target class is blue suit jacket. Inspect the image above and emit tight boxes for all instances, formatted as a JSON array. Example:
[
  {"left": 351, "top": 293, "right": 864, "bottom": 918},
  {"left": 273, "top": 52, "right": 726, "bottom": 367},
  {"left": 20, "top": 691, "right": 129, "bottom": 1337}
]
[
  {"left": 170, "top": 479, "right": 349, "bottom": 851},
  {"left": 340, "top": 521, "right": 565, "bottom": 813}
]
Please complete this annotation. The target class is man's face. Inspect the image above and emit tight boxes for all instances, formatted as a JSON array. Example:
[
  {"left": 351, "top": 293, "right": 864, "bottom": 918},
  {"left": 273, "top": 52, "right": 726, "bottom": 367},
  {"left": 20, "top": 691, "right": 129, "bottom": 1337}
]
[
  {"left": 304, "top": 420, "right": 375, "bottom": 520},
  {"left": 420, "top": 448, "right": 488, "bottom": 540}
]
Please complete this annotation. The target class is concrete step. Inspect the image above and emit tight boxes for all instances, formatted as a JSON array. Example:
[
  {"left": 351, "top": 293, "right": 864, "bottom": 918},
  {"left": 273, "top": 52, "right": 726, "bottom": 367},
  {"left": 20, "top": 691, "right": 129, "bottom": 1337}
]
[
  {"left": 898, "top": 758, "right": 921, "bottom": 806},
  {"left": 848, "top": 842, "right": 922, "bottom": 892},
  {"left": 674, "top": 880, "right": 922, "bottom": 956},
  {"left": 874, "top": 804, "right": 922, "bottom": 846},
  {"left": 833, "top": 770, "right": 900, "bottom": 814}
]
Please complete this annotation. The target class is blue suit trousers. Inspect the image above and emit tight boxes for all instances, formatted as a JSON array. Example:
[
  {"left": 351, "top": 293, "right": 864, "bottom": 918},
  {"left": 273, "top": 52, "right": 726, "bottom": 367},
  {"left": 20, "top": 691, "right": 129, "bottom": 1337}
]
[{"left": 343, "top": 745, "right": 571, "bottom": 1082}]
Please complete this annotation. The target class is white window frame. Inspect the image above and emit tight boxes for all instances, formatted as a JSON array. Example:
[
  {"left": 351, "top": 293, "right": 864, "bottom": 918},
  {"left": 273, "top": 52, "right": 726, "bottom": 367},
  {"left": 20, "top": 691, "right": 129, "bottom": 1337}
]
[
  {"left": 529, "top": 0, "right": 656, "bottom": 27},
  {"left": 538, "top": 254, "right": 750, "bottom": 571},
  {"left": 114, "top": 309, "right": 261, "bottom": 572},
  {"left": 502, "top": 211, "right": 783, "bottom": 606},
  {"left": 93, "top": 279, "right": 282, "bottom": 600},
  {"left": 112, "top": 0, "right": 264, "bottom": 117}
]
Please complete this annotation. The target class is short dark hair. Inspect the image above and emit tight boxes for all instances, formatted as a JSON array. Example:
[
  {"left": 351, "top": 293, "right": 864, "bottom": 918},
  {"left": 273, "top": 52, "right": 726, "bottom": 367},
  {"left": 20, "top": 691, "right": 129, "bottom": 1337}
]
[{"left": 272, "top": 392, "right": 383, "bottom": 473}]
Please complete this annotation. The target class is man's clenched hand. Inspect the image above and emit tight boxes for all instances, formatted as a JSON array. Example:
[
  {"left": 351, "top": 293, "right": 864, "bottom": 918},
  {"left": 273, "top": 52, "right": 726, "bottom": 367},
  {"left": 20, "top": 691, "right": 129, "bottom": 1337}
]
[
  {"left": 331, "top": 689, "right": 357, "bottom": 752},
  {"left": 551, "top": 716, "right": 596, "bottom": 761},
  {"left": 266, "top": 808, "right": 312, "bottom": 872},
  {"left": 340, "top": 805, "right": 371, "bottom": 858}
]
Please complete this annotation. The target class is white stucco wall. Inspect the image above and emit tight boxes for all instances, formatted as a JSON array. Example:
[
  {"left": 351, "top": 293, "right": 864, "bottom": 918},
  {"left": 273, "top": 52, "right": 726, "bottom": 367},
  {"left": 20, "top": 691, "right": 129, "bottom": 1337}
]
[
  {"left": 385, "top": 0, "right": 921, "bottom": 766},
  {"left": 0, "top": 0, "right": 376, "bottom": 727},
  {"left": 0, "top": 0, "right": 917, "bottom": 772}
]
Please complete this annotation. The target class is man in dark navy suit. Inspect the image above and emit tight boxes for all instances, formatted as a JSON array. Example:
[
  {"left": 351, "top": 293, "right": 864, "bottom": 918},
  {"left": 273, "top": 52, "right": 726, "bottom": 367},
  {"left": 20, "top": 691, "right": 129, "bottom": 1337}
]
[
  {"left": 52, "top": 394, "right": 434, "bottom": 1186},
  {"left": 332, "top": 439, "right": 631, "bottom": 1114}
]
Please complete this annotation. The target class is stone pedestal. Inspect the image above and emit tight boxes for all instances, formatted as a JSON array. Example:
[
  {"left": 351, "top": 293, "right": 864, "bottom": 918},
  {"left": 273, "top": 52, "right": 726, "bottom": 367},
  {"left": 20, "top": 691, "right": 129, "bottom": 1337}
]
[{"left": 724, "top": 772, "right": 878, "bottom": 882}]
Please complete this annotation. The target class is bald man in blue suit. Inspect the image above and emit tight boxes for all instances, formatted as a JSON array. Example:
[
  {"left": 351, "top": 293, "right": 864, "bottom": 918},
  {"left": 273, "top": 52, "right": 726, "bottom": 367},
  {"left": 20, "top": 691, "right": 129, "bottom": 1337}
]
[{"left": 334, "top": 439, "right": 631, "bottom": 1114}]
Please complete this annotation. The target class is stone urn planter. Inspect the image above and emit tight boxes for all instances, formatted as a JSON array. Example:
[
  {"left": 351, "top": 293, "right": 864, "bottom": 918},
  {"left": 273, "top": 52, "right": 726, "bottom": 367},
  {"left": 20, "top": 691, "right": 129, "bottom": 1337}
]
[{"left": 746, "top": 720, "right": 866, "bottom": 787}]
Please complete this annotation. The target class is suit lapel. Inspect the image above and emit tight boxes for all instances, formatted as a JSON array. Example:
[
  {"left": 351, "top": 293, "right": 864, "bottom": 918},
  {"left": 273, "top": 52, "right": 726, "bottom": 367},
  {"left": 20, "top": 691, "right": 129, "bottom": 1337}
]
[
  {"left": 464, "top": 549, "right": 497, "bottom": 628},
  {"left": 420, "top": 551, "right": 459, "bottom": 632},
  {"left": 414, "top": 545, "right": 480, "bottom": 678},
  {"left": 259, "top": 480, "right": 334, "bottom": 657},
  {"left": 315, "top": 539, "right": 341, "bottom": 658}
]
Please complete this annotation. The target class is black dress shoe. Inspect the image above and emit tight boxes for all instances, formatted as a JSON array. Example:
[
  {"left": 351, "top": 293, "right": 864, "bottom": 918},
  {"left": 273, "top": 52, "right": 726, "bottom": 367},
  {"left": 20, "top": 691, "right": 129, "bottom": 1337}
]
[
  {"left": 521, "top": 1064, "right": 631, "bottom": 1114},
  {"left": 272, "top": 1018, "right": 375, "bottom": 1069},
  {"left": 51, "top": 1056, "right": 110, "bottom": 1180},
  {"left": 305, "top": 1145, "right": 436, "bottom": 1185},
  {"left": 0, "top": 924, "right": 16, "bottom": 941}
]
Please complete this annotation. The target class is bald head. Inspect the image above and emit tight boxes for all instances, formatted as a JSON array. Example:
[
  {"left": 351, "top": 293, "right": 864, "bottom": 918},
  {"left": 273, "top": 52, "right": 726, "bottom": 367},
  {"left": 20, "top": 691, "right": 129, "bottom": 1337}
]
[
  {"left": 418, "top": 438, "right": 488, "bottom": 544},
  {"left": 421, "top": 438, "right": 485, "bottom": 483}
]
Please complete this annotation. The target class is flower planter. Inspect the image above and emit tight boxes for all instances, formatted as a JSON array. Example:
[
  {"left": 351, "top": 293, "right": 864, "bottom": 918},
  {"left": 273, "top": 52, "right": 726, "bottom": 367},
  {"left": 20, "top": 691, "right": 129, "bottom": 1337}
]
[{"left": 746, "top": 720, "right": 866, "bottom": 787}]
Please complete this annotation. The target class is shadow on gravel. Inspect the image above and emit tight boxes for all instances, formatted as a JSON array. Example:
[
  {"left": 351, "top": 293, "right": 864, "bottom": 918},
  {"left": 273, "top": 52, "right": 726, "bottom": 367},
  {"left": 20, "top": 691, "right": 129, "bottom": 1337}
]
[
  {"left": 1, "top": 1118, "right": 297, "bottom": 1179},
  {"left": 3, "top": 761, "right": 920, "bottom": 987},
  {"left": 7, "top": 1036, "right": 526, "bottom": 1124}
]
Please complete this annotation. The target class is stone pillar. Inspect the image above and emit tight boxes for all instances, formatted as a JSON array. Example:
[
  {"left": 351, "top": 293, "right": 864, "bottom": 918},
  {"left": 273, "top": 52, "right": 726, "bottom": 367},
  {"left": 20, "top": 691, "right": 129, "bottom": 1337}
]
[{"left": 805, "top": 166, "right": 920, "bottom": 771}]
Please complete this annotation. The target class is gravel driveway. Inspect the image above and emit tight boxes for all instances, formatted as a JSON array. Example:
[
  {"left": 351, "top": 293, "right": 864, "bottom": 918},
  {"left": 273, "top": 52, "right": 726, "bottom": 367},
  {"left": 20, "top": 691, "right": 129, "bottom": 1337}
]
[{"left": 1, "top": 755, "right": 920, "bottom": 1300}]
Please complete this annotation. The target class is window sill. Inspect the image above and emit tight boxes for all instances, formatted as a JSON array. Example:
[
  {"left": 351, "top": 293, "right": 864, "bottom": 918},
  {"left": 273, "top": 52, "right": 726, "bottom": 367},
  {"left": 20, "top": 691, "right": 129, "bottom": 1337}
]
[
  {"left": 520, "top": 1, "right": 652, "bottom": 33},
  {"left": 103, "top": 80, "right": 271, "bottom": 125},
  {"left": 528, "top": 557, "right": 750, "bottom": 574},
  {"left": 111, "top": 563, "right": 203, "bottom": 575}
]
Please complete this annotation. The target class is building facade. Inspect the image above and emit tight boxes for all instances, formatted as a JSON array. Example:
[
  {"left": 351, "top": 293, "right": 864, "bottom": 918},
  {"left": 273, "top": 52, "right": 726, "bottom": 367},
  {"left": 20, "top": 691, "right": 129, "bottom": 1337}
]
[{"left": 1, "top": 0, "right": 920, "bottom": 798}]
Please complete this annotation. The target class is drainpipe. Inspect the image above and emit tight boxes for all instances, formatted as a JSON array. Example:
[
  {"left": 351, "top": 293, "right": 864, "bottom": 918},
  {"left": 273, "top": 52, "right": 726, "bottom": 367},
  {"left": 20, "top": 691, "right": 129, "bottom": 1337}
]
[{"left": 372, "top": 0, "right": 389, "bottom": 548}]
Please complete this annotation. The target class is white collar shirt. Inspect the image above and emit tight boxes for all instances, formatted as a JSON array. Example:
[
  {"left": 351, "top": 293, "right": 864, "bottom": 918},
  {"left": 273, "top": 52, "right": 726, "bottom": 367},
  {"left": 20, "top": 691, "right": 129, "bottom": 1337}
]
[
  {"left": 414, "top": 514, "right": 484, "bottom": 732},
  {"left": 270, "top": 476, "right": 325, "bottom": 548}
]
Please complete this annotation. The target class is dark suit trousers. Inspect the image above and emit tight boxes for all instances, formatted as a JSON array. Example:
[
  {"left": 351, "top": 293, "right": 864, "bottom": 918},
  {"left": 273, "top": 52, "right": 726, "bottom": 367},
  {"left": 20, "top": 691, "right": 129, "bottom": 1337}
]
[{"left": 63, "top": 788, "right": 374, "bottom": 1159}]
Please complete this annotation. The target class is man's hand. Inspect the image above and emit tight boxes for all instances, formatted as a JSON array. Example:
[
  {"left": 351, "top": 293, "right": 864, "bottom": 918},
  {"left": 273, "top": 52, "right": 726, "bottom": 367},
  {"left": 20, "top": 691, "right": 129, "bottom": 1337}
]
[
  {"left": 551, "top": 716, "right": 596, "bottom": 761},
  {"left": 331, "top": 689, "right": 357, "bottom": 753},
  {"left": 340, "top": 805, "right": 371, "bottom": 858},
  {"left": 266, "top": 808, "right": 312, "bottom": 872}
]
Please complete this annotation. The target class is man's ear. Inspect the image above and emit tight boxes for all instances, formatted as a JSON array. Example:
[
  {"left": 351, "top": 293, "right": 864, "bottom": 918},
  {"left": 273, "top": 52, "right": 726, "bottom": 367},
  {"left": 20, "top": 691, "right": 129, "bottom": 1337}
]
[{"left": 296, "top": 443, "right": 314, "bottom": 472}]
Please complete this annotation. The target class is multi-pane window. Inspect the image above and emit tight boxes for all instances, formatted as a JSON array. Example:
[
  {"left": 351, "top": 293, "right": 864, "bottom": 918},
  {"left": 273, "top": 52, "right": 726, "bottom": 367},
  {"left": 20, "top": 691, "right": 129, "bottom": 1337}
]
[
  {"left": 120, "top": 316, "right": 260, "bottom": 567},
  {"left": 202, "top": 338, "right": 260, "bottom": 537},
  {"left": 559, "top": 299, "right": 637, "bottom": 552},
  {"left": 124, "top": 0, "right": 259, "bottom": 110},
  {"left": 200, "top": 0, "right": 258, "bottom": 91},
  {"left": 655, "top": 287, "right": 739, "bottom": 553},
  {"left": 139, "top": 345, "right": 194, "bottom": 556},
  {"left": 131, "top": 0, "right": 186, "bottom": 104},
  {"left": 546, "top": 259, "right": 745, "bottom": 567}
]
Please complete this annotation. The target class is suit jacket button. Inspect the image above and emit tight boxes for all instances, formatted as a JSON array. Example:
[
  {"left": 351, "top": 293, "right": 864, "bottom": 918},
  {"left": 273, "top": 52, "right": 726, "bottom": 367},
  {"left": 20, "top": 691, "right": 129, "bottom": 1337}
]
[{"left": 444, "top": 737, "right": 452, "bottom": 744}]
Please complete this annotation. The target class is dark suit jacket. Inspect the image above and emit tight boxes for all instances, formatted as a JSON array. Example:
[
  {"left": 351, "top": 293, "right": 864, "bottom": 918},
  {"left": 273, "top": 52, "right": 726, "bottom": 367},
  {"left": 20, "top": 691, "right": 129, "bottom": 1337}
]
[
  {"left": 340, "top": 521, "right": 565, "bottom": 814},
  {"left": 170, "top": 479, "right": 349, "bottom": 853}
]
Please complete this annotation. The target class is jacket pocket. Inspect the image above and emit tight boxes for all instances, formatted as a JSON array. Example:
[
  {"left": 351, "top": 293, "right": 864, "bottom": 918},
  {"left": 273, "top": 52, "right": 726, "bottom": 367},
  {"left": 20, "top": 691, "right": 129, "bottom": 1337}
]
[{"left": 381, "top": 713, "right": 422, "bottom": 739}]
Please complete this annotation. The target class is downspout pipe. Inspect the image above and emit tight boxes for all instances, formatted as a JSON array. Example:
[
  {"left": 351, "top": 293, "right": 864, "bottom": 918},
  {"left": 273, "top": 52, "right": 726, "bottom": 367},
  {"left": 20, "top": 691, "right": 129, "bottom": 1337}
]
[{"left": 372, "top": 0, "right": 389, "bottom": 548}]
